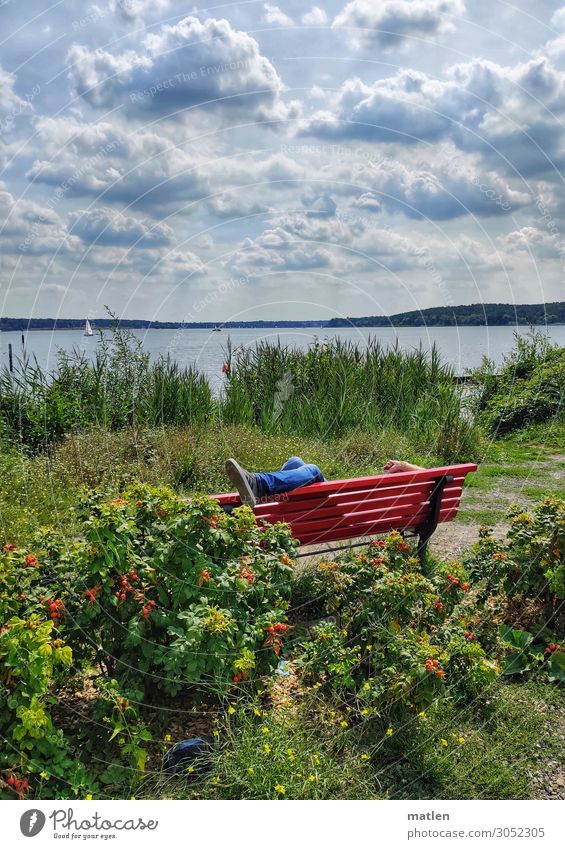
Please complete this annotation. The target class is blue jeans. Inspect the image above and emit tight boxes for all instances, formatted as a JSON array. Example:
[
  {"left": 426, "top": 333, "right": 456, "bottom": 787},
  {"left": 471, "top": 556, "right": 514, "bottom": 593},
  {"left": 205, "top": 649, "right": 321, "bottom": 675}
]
[{"left": 254, "top": 456, "right": 325, "bottom": 498}]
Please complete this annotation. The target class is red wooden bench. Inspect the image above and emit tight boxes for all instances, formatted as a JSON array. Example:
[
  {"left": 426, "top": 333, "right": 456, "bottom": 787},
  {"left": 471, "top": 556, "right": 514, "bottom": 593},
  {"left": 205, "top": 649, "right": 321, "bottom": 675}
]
[{"left": 212, "top": 463, "right": 477, "bottom": 560}]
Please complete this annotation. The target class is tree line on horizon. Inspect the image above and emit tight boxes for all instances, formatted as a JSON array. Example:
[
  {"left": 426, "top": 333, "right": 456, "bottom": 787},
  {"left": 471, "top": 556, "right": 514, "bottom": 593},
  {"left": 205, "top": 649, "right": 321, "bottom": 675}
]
[
  {"left": 1, "top": 302, "right": 564, "bottom": 332},
  {"left": 326, "top": 302, "right": 565, "bottom": 328}
]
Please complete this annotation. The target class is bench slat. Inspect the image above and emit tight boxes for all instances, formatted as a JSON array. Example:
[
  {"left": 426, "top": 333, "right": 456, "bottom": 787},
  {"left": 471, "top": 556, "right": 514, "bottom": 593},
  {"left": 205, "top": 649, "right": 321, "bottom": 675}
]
[
  {"left": 296, "top": 508, "right": 459, "bottom": 547},
  {"left": 283, "top": 495, "right": 462, "bottom": 538}
]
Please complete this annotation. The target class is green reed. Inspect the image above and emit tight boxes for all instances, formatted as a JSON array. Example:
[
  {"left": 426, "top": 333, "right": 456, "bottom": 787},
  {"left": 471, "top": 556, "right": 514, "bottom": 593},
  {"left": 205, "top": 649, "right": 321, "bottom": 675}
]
[
  {"left": 0, "top": 326, "right": 213, "bottom": 450},
  {"left": 220, "top": 337, "right": 480, "bottom": 461}
]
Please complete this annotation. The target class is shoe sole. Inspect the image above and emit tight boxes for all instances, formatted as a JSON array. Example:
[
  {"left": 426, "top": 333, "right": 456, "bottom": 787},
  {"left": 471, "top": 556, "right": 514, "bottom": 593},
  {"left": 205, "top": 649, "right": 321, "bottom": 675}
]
[{"left": 225, "top": 458, "right": 257, "bottom": 507}]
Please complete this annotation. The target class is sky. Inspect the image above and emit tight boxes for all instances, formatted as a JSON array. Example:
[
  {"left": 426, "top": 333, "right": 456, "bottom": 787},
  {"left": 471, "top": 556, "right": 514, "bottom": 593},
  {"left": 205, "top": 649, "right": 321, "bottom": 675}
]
[{"left": 1, "top": 0, "right": 565, "bottom": 322}]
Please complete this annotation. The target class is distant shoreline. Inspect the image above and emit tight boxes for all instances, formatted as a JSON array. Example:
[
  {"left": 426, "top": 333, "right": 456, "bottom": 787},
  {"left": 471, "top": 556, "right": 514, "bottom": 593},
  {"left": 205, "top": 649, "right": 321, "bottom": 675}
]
[{"left": 2, "top": 301, "right": 565, "bottom": 331}]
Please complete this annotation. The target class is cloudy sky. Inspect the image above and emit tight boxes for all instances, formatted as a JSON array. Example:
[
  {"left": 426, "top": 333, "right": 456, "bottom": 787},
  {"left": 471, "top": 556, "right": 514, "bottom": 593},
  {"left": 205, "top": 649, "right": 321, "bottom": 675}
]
[{"left": 1, "top": 0, "right": 565, "bottom": 322}]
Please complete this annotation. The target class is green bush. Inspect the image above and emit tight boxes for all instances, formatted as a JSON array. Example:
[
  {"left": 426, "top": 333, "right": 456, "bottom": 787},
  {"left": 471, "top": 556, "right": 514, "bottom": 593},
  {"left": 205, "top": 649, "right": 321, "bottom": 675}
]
[
  {"left": 2, "top": 484, "right": 296, "bottom": 696},
  {"left": 296, "top": 534, "right": 499, "bottom": 720},
  {"left": 465, "top": 497, "right": 565, "bottom": 606},
  {"left": 470, "top": 332, "right": 565, "bottom": 434},
  {"left": 0, "top": 615, "right": 91, "bottom": 799}
]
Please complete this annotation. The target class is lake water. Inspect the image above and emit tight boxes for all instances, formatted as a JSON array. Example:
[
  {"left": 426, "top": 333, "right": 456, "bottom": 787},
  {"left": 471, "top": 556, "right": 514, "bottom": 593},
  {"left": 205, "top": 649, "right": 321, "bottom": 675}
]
[{"left": 2, "top": 325, "right": 565, "bottom": 391}]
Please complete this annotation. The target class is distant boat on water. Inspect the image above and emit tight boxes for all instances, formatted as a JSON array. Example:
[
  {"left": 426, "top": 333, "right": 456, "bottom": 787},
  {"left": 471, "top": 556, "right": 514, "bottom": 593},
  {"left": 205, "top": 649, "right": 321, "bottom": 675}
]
[
  {"left": 84, "top": 319, "right": 94, "bottom": 336},
  {"left": 212, "top": 325, "right": 222, "bottom": 332}
]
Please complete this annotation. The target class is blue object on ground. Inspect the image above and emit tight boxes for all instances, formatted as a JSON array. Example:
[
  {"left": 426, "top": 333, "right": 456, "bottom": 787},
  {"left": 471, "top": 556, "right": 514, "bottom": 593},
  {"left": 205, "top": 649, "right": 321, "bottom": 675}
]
[
  {"left": 163, "top": 736, "right": 213, "bottom": 776},
  {"left": 275, "top": 660, "right": 290, "bottom": 676}
]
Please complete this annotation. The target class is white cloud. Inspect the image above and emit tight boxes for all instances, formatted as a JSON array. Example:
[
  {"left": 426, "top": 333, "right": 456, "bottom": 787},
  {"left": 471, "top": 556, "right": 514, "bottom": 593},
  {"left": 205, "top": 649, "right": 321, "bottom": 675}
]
[
  {"left": 332, "top": 0, "right": 464, "bottom": 51},
  {"left": 262, "top": 4, "right": 294, "bottom": 26},
  {"left": 0, "top": 65, "right": 33, "bottom": 114},
  {"left": 68, "top": 207, "right": 174, "bottom": 247},
  {"left": 498, "top": 226, "right": 564, "bottom": 259},
  {"left": 26, "top": 117, "right": 207, "bottom": 211},
  {"left": 0, "top": 188, "right": 79, "bottom": 255},
  {"left": 550, "top": 6, "right": 565, "bottom": 30},
  {"left": 111, "top": 0, "right": 169, "bottom": 22},
  {"left": 67, "top": 15, "right": 292, "bottom": 122},
  {"left": 301, "top": 7, "right": 328, "bottom": 26},
  {"left": 300, "top": 57, "right": 565, "bottom": 176}
]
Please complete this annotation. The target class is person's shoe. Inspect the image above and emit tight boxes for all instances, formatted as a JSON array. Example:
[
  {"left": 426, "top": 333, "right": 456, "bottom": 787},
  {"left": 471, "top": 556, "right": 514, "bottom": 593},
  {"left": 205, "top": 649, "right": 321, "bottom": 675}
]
[{"left": 225, "top": 458, "right": 260, "bottom": 506}]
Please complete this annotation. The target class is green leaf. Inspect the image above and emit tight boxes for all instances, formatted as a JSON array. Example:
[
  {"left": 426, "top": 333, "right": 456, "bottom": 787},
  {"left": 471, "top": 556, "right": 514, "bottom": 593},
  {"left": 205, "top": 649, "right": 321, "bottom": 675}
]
[
  {"left": 499, "top": 625, "right": 534, "bottom": 650},
  {"left": 503, "top": 651, "right": 530, "bottom": 675},
  {"left": 547, "top": 651, "right": 565, "bottom": 682}
]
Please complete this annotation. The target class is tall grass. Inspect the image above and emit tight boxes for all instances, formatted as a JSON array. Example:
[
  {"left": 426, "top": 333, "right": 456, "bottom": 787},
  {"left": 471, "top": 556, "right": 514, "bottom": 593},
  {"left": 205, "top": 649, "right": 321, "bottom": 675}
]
[
  {"left": 220, "top": 337, "right": 480, "bottom": 461},
  {"left": 0, "top": 326, "right": 213, "bottom": 450},
  {"left": 0, "top": 329, "right": 480, "bottom": 461}
]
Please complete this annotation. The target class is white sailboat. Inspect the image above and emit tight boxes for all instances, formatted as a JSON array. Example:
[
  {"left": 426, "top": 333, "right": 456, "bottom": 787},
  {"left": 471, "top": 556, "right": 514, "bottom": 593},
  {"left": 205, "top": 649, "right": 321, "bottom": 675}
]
[{"left": 84, "top": 319, "right": 94, "bottom": 337}]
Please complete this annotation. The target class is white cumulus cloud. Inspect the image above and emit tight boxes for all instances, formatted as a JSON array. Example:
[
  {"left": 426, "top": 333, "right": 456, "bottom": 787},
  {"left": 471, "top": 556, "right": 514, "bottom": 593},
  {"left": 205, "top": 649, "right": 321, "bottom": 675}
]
[{"left": 332, "top": 0, "right": 464, "bottom": 51}]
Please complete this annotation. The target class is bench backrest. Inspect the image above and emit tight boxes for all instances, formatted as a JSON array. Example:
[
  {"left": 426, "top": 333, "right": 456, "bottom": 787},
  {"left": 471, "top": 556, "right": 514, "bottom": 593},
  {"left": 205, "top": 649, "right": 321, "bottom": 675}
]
[{"left": 212, "top": 463, "right": 477, "bottom": 547}]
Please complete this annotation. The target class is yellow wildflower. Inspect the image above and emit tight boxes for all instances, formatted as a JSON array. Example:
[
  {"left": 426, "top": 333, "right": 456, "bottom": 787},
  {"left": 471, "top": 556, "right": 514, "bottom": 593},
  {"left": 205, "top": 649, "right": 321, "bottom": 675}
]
[
  {"left": 287, "top": 749, "right": 295, "bottom": 761},
  {"left": 458, "top": 736, "right": 465, "bottom": 744},
  {"left": 228, "top": 706, "right": 236, "bottom": 715},
  {"left": 308, "top": 774, "right": 316, "bottom": 782},
  {"left": 39, "top": 771, "right": 48, "bottom": 780},
  {"left": 274, "top": 784, "right": 286, "bottom": 795},
  {"left": 264, "top": 743, "right": 271, "bottom": 754},
  {"left": 85, "top": 794, "right": 93, "bottom": 800},
  {"left": 340, "top": 720, "right": 348, "bottom": 728},
  {"left": 262, "top": 726, "right": 270, "bottom": 734},
  {"left": 254, "top": 708, "right": 262, "bottom": 716},
  {"left": 386, "top": 728, "right": 393, "bottom": 736},
  {"left": 360, "top": 754, "right": 369, "bottom": 761},
  {"left": 211, "top": 776, "right": 221, "bottom": 785},
  {"left": 164, "top": 734, "right": 172, "bottom": 742},
  {"left": 248, "top": 767, "right": 254, "bottom": 775},
  {"left": 441, "top": 739, "right": 448, "bottom": 747},
  {"left": 360, "top": 708, "right": 369, "bottom": 716}
]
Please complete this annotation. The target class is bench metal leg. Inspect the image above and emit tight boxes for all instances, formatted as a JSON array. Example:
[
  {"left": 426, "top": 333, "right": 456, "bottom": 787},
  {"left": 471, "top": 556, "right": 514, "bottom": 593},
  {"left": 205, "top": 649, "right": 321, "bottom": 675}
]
[{"left": 415, "top": 474, "right": 453, "bottom": 565}]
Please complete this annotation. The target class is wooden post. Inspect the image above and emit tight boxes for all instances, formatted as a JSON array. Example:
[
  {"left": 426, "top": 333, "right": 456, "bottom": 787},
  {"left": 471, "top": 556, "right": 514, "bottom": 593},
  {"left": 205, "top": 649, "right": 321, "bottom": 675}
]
[{"left": 8, "top": 343, "right": 13, "bottom": 372}]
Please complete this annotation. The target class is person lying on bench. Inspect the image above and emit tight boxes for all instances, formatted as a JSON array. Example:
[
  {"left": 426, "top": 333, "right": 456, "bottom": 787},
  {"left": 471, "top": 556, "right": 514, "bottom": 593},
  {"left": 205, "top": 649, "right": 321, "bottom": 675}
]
[{"left": 225, "top": 456, "right": 424, "bottom": 507}]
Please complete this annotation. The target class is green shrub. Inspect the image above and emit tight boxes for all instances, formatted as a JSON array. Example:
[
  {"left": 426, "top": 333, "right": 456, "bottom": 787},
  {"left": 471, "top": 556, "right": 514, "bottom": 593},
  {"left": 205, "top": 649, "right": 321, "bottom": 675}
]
[
  {"left": 297, "top": 534, "right": 498, "bottom": 720},
  {"left": 0, "top": 615, "right": 92, "bottom": 799},
  {"left": 470, "top": 332, "right": 565, "bottom": 434},
  {"left": 465, "top": 497, "right": 565, "bottom": 606},
  {"left": 2, "top": 484, "right": 296, "bottom": 696}
]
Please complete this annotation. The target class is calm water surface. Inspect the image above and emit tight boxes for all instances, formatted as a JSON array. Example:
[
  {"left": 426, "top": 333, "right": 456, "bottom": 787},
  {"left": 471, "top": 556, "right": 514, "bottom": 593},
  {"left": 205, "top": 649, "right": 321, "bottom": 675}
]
[{"left": 2, "top": 325, "right": 565, "bottom": 391}]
